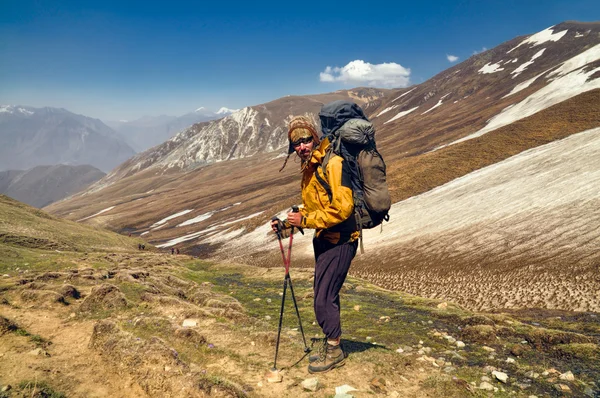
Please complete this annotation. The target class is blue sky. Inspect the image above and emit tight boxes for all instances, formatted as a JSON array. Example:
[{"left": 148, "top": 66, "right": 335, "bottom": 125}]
[{"left": 0, "top": 0, "right": 598, "bottom": 121}]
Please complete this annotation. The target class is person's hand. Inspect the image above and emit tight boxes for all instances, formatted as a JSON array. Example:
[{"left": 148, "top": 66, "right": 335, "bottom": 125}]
[
  {"left": 287, "top": 211, "right": 302, "bottom": 227},
  {"left": 271, "top": 218, "right": 283, "bottom": 233}
]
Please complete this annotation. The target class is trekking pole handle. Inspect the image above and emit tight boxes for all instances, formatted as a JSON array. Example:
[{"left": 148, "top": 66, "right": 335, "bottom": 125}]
[
  {"left": 291, "top": 206, "right": 304, "bottom": 235},
  {"left": 271, "top": 216, "right": 282, "bottom": 239}
]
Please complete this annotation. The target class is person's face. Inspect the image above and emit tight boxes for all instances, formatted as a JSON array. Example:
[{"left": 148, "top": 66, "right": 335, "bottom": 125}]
[{"left": 293, "top": 136, "right": 314, "bottom": 161}]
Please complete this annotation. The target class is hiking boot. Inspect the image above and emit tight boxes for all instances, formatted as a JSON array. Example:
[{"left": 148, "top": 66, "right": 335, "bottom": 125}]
[
  {"left": 307, "top": 343, "right": 346, "bottom": 373},
  {"left": 308, "top": 338, "right": 326, "bottom": 363}
]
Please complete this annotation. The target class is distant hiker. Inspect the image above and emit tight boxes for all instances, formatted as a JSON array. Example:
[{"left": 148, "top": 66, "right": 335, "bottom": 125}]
[
  {"left": 171, "top": 248, "right": 175, "bottom": 255},
  {"left": 271, "top": 113, "right": 359, "bottom": 374},
  {"left": 176, "top": 248, "right": 180, "bottom": 255},
  {"left": 141, "top": 244, "right": 145, "bottom": 250},
  {"left": 128, "top": 232, "right": 132, "bottom": 237},
  {"left": 138, "top": 243, "right": 142, "bottom": 250}
]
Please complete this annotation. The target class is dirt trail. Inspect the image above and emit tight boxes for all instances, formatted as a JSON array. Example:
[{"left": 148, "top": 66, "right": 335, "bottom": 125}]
[
  {"left": 0, "top": 306, "right": 147, "bottom": 397},
  {"left": 0, "top": 257, "right": 441, "bottom": 398}
]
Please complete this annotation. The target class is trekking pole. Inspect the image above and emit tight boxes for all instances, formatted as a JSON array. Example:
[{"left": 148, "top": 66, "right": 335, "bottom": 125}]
[
  {"left": 270, "top": 208, "right": 310, "bottom": 374},
  {"left": 288, "top": 206, "right": 309, "bottom": 353}
]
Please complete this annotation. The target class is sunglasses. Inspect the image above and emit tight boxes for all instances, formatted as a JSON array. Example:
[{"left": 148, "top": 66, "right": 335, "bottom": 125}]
[{"left": 292, "top": 136, "right": 313, "bottom": 147}]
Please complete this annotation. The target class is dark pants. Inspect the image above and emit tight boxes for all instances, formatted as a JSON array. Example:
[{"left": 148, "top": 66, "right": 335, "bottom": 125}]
[{"left": 313, "top": 238, "right": 358, "bottom": 339}]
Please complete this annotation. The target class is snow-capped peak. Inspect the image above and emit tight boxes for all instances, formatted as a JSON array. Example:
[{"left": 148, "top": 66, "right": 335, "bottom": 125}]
[
  {"left": 217, "top": 107, "right": 240, "bottom": 115},
  {"left": 195, "top": 107, "right": 206, "bottom": 112},
  {"left": 0, "top": 105, "right": 34, "bottom": 115}
]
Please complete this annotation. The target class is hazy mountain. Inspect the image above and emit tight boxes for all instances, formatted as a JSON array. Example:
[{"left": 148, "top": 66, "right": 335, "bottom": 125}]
[
  {"left": 46, "top": 22, "right": 600, "bottom": 312},
  {"left": 106, "top": 107, "right": 238, "bottom": 152},
  {"left": 0, "top": 106, "right": 136, "bottom": 173},
  {"left": 0, "top": 164, "right": 105, "bottom": 208}
]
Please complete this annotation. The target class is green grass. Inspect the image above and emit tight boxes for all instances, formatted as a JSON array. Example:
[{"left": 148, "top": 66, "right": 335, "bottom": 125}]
[{"left": 16, "top": 380, "right": 67, "bottom": 398}]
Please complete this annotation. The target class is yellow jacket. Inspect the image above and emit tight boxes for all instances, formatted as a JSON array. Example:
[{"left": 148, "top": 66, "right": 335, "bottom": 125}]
[{"left": 299, "top": 138, "right": 358, "bottom": 244}]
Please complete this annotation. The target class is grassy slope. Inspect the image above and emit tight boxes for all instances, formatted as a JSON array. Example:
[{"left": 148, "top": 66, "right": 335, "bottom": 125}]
[{"left": 0, "top": 194, "right": 145, "bottom": 273}]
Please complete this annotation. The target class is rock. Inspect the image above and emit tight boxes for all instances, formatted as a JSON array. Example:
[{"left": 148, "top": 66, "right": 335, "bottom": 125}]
[
  {"left": 395, "top": 348, "right": 404, "bottom": 354},
  {"left": 29, "top": 348, "right": 50, "bottom": 357},
  {"left": 389, "top": 392, "right": 400, "bottom": 398},
  {"left": 506, "top": 357, "right": 516, "bottom": 363},
  {"left": 1, "top": 385, "right": 12, "bottom": 392},
  {"left": 584, "top": 386, "right": 595, "bottom": 397},
  {"left": 335, "top": 385, "right": 358, "bottom": 395},
  {"left": 353, "top": 305, "right": 361, "bottom": 311},
  {"left": 479, "top": 382, "right": 495, "bottom": 391},
  {"left": 265, "top": 315, "right": 271, "bottom": 320},
  {"left": 253, "top": 298, "right": 261, "bottom": 301},
  {"left": 265, "top": 369, "right": 283, "bottom": 383},
  {"left": 481, "top": 376, "right": 491, "bottom": 382},
  {"left": 554, "top": 384, "right": 571, "bottom": 394},
  {"left": 443, "top": 366, "right": 456, "bottom": 373},
  {"left": 435, "top": 358, "right": 446, "bottom": 366},
  {"left": 482, "top": 346, "right": 496, "bottom": 352},
  {"left": 369, "top": 377, "right": 387, "bottom": 394},
  {"left": 333, "top": 394, "right": 353, "bottom": 398},
  {"left": 422, "top": 347, "right": 432, "bottom": 354},
  {"left": 301, "top": 377, "right": 319, "bottom": 392},
  {"left": 483, "top": 365, "right": 497, "bottom": 373},
  {"left": 437, "top": 302, "right": 448, "bottom": 309},
  {"left": 182, "top": 319, "right": 198, "bottom": 327},
  {"left": 559, "top": 371, "right": 575, "bottom": 381},
  {"left": 516, "top": 382, "right": 531, "bottom": 390},
  {"left": 446, "top": 336, "right": 456, "bottom": 344},
  {"left": 456, "top": 341, "right": 465, "bottom": 348},
  {"left": 492, "top": 371, "right": 508, "bottom": 383},
  {"left": 525, "top": 371, "right": 540, "bottom": 379}
]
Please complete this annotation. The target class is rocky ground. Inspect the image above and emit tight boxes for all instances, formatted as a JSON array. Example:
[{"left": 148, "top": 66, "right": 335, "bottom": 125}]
[{"left": 1, "top": 252, "right": 599, "bottom": 397}]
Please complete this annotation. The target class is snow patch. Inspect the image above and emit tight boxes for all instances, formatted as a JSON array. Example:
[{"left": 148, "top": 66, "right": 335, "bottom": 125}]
[
  {"left": 503, "top": 69, "right": 550, "bottom": 98},
  {"left": 507, "top": 26, "right": 568, "bottom": 53},
  {"left": 177, "top": 211, "right": 215, "bottom": 227},
  {"left": 77, "top": 206, "right": 116, "bottom": 222},
  {"left": 392, "top": 87, "right": 416, "bottom": 102},
  {"left": 478, "top": 62, "right": 504, "bottom": 74},
  {"left": 422, "top": 94, "right": 450, "bottom": 115},
  {"left": 511, "top": 48, "right": 546, "bottom": 78},
  {"left": 150, "top": 209, "right": 194, "bottom": 228},
  {"left": 384, "top": 107, "right": 419, "bottom": 124},
  {"left": 377, "top": 105, "right": 399, "bottom": 117},
  {"left": 437, "top": 44, "right": 600, "bottom": 150}
]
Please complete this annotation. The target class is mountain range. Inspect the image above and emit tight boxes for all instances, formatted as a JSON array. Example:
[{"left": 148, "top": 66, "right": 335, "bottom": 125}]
[
  {"left": 42, "top": 21, "right": 600, "bottom": 312},
  {"left": 0, "top": 164, "right": 105, "bottom": 208},
  {"left": 105, "top": 107, "right": 239, "bottom": 152},
  {"left": 0, "top": 105, "right": 135, "bottom": 172}
]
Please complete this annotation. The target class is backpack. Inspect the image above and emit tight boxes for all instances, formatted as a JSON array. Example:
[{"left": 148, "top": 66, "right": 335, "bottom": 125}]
[{"left": 319, "top": 101, "right": 391, "bottom": 252}]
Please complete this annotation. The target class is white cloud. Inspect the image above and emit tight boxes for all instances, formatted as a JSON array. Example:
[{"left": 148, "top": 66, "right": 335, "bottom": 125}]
[
  {"left": 319, "top": 60, "right": 411, "bottom": 88},
  {"left": 447, "top": 54, "right": 459, "bottom": 62}
]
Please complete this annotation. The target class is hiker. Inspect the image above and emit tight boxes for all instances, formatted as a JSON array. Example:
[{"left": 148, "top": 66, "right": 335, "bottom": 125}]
[
  {"left": 171, "top": 248, "right": 175, "bottom": 255},
  {"left": 176, "top": 248, "right": 180, "bottom": 255},
  {"left": 271, "top": 113, "right": 359, "bottom": 374},
  {"left": 138, "top": 243, "right": 142, "bottom": 250}
]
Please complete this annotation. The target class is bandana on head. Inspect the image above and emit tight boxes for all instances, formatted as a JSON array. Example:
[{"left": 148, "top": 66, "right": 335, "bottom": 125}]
[{"left": 287, "top": 116, "right": 320, "bottom": 154}]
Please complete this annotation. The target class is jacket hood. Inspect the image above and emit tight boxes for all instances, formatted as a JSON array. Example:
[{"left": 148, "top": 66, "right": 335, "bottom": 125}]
[{"left": 318, "top": 100, "right": 369, "bottom": 137}]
